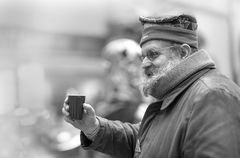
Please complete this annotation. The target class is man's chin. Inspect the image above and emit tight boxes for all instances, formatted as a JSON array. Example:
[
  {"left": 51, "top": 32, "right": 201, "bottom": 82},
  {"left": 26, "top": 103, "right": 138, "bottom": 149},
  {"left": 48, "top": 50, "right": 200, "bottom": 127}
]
[
  {"left": 142, "top": 76, "right": 157, "bottom": 97},
  {"left": 142, "top": 73, "right": 165, "bottom": 97}
]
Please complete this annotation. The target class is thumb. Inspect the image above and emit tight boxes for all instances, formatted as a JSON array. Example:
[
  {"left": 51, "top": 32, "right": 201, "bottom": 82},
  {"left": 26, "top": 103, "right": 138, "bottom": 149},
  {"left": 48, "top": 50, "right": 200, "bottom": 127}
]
[{"left": 83, "top": 103, "right": 95, "bottom": 116}]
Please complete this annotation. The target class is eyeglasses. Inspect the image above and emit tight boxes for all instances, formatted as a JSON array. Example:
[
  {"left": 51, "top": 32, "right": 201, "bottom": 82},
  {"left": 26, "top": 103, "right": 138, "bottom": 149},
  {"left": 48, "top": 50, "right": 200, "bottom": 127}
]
[{"left": 141, "top": 45, "right": 178, "bottom": 61}]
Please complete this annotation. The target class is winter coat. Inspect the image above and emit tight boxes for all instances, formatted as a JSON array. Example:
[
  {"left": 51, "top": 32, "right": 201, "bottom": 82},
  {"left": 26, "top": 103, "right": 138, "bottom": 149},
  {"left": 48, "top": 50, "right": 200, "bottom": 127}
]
[{"left": 81, "top": 50, "right": 240, "bottom": 158}]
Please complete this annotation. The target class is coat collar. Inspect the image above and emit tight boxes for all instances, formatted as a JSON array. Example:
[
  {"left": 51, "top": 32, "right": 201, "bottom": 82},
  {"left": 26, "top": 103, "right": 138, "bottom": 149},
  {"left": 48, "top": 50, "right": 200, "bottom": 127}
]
[
  {"left": 150, "top": 49, "right": 216, "bottom": 101},
  {"left": 160, "top": 68, "right": 212, "bottom": 110}
]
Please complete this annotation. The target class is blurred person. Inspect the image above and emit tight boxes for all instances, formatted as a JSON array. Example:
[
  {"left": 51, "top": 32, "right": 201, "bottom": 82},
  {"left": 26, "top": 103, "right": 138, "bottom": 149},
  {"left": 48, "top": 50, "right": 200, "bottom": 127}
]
[
  {"left": 62, "top": 14, "right": 240, "bottom": 158},
  {"left": 96, "top": 38, "right": 148, "bottom": 123}
]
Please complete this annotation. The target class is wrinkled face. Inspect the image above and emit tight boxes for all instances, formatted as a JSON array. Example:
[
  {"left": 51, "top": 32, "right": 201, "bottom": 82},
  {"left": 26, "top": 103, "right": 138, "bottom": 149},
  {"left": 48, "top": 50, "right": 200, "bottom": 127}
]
[{"left": 141, "top": 40, "right": 182, "bottom": 97}]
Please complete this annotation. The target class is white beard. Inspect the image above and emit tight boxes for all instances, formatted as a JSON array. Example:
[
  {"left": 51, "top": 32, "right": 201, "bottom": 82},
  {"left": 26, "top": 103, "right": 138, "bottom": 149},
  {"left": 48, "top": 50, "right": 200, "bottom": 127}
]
[{"left": 141, "top": 60, "right": 180, "bottom": 97}]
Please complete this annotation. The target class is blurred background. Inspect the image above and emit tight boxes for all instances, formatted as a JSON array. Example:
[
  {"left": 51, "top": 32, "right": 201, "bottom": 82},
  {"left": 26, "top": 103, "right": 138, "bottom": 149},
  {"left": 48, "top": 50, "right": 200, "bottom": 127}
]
[{"left": 0, "top": 0, "right": 239, "bottom": 157}]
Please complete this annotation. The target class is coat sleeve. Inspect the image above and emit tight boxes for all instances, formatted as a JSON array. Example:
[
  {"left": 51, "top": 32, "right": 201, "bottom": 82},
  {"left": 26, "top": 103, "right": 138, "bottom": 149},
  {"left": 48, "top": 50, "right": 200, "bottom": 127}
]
[
  {"left": 81, "top": 117, "right": 140, "bottom": 158},
  {"left": 183, "top": 89, "right": 240, "bottom": 158}
]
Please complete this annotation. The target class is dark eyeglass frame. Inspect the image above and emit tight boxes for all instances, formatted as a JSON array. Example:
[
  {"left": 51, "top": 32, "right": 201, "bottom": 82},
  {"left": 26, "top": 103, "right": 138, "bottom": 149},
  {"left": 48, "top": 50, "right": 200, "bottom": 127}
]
[{"left": 141, "top": 45, "right": 179, "bottom": 61}]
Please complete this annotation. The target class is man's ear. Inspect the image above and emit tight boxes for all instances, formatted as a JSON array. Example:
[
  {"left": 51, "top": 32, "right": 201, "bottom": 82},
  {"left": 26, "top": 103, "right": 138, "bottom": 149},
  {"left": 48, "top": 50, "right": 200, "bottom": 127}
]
[{"left": 180, "top": 44, "right": 191, "bottom": 59}]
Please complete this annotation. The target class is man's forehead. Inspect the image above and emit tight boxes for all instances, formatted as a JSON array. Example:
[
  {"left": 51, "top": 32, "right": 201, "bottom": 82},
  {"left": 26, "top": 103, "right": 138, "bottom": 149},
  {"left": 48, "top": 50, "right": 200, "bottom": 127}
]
[{"left": 141, "top": 40, "right": 173, "bottom": 52}]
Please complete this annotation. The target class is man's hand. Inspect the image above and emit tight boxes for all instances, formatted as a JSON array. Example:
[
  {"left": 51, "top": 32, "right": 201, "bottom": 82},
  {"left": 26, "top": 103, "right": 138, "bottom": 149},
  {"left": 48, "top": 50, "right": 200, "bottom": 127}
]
[{"left": 62, "top": 96, "right": 99, "bottom": 138}]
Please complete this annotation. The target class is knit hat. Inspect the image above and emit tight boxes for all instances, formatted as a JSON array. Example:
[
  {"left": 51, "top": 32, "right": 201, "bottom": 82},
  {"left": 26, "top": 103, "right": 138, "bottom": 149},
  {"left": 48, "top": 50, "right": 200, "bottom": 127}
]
[{"left": 139, "top": 14, "right": 198, "bottom": 49}]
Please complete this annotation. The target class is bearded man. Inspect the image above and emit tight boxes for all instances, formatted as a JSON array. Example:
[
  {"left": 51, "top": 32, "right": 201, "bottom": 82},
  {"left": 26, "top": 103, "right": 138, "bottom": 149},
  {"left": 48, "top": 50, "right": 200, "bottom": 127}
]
[{"left": 62, "top": 14, "right": 240, "bottom": 158}]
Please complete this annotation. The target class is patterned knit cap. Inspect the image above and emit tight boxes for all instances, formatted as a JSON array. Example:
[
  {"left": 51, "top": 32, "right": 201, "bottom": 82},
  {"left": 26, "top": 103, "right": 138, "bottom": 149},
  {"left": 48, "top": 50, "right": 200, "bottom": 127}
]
[{"left": 139, "top": 14, "right": 198, "bottom": 49}]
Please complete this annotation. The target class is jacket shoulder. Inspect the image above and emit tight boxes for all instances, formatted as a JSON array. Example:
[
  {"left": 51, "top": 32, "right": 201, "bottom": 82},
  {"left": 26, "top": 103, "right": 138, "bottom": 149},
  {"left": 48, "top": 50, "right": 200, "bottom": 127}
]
[
  {"left": 188, "top": 69, "right": 240, "bottom": 104},
  {"left": 165, "top": 69, "right": 240, "bottom": 118},
  {"left": 199, "top": 70, "right": 240, "bottom": 94}
]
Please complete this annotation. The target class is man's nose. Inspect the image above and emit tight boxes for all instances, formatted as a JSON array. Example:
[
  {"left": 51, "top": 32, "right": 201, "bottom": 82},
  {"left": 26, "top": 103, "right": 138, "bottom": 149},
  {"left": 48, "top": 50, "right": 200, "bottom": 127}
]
[{"left": 142, "top": 57, "right": 152, "bottom": 69}]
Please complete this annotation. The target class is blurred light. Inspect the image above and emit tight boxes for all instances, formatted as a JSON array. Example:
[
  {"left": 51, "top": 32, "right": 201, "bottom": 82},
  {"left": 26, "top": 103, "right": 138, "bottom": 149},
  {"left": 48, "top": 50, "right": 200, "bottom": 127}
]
[
  {"left": 56, "top": 131, "right": 71, "bottom": 143},
  {"left": 55, "top": 134, "right": 80, "bottom": 151}
]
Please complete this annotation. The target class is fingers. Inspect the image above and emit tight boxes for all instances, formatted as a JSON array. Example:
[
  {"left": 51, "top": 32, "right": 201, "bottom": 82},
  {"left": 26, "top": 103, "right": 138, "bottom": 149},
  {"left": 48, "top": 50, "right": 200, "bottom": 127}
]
[
  {"left": 64, "top": 115, "right": 75, "bottom": 124},
  {"left": 62, "top": 104, "right": 75, "bottom": 123},
  {"left": 64, "top": 96, "right": 69, "bottom": 105},
  {"left": 83, "top": 103, "right": 95, "bottom": 116},
  {"left": 62, "top": 95, "right": 70, "bottom": 116},
  {"left": 62, "top": 104, "right": 69, "bottom": 116}
]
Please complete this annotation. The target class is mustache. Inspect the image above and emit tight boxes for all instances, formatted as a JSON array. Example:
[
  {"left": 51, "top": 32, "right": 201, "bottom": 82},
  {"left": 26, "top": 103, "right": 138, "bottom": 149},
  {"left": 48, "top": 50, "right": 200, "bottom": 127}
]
[{"left": 143, "top": 65, "right": 158, "bottom": 77}]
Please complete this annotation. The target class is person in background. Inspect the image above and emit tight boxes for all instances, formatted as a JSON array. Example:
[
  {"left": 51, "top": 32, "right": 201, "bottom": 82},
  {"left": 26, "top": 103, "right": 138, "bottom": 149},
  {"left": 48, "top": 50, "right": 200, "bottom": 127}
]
[
  {"left": 96, "top": 38, "right": 149, "bottom": 123},
  {"left": 62, "top": 14, "right": 240, "bottom": 158}
]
